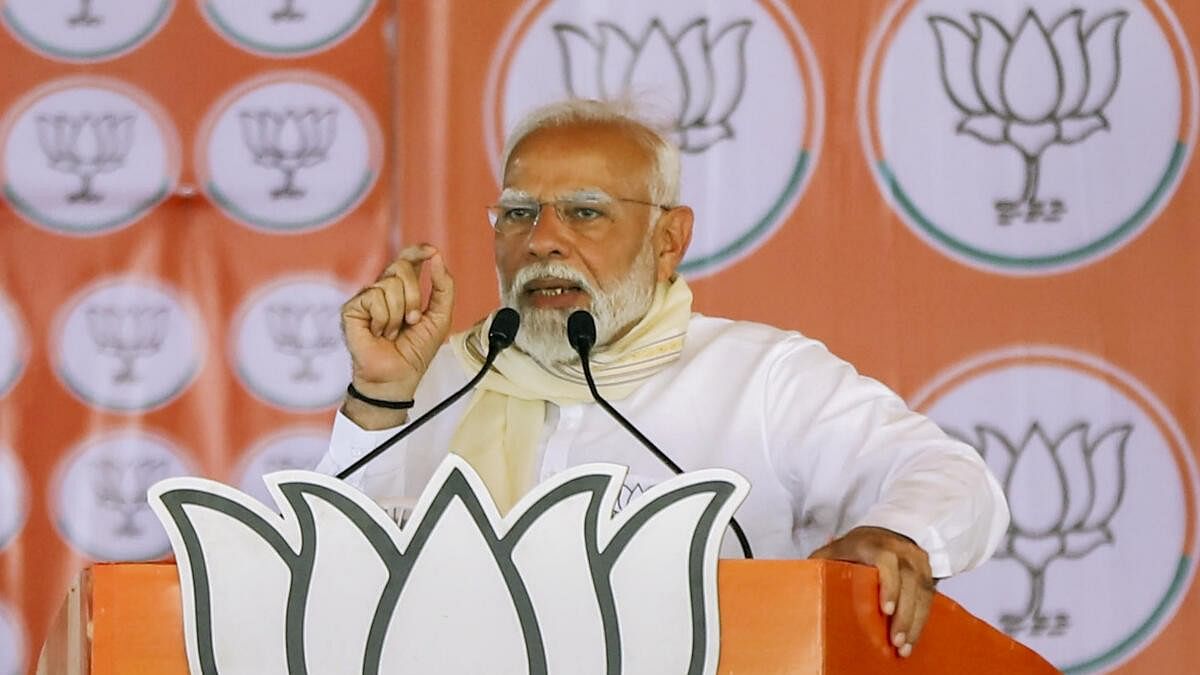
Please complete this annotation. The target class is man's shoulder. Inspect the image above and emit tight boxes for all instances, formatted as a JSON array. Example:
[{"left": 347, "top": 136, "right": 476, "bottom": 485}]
[{"left": 684, "top": 314, "right": 826, "bottom": 360}]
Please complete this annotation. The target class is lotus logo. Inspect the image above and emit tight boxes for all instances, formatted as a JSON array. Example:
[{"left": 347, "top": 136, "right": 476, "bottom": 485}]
[
  {"left": 150, "top": 457, "right": 747, "bottom": 674},
  {"left": 36, "top": 112, "right": 135, "bottom": 204},
  {"left": 264, "top": 303, "right": 341, "bottom": 382},
  {"left": 964, "top": 422, "right": 1130, "bottom": 637},
  {"left": 238, "top": 108, "right": 337, "bottom": 200},
  {"left": 929, "top": 10, "right": 1128, "bottom": 224},
  {"left": 92, "top": 456, "right": 169, "bottom": 537},
  {"left": 85, "top": 304, "right": 168, "bottom": 384},
  {"left": 554, "top": 18, "right": 752, "bottom": 153}
]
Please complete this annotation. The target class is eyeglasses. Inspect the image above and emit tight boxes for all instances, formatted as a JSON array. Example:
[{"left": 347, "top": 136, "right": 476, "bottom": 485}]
[{"left": 486, "top": 196, "right": 672, "bottom": 235}]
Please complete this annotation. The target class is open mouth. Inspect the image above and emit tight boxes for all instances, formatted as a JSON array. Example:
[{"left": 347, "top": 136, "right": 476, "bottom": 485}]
[{"left": 522, "top": 277, "right": 589, "bottom": 307}]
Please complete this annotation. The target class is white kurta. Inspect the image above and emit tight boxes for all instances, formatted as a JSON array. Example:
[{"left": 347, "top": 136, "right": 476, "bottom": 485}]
[{"left": 316, "top": 315, "right": 1009, "bottom": 578}]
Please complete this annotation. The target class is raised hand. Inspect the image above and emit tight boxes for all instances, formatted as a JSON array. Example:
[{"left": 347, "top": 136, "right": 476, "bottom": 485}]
[{"left": 340, "top": 244, "right": 455, "bottom": 429}]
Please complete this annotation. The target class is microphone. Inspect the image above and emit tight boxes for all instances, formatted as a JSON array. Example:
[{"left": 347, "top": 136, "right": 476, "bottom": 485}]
[
  {"left": 335, "top": 308, "right": 520, "bottom": 481},
  {"left": 566, "top": 310, "right": 754, "bottom": 559}
]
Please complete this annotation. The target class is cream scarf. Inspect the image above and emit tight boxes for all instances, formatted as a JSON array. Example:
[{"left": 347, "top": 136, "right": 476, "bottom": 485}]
[{"left": 448, "top": 277, "right": 693, "bottom": 512}]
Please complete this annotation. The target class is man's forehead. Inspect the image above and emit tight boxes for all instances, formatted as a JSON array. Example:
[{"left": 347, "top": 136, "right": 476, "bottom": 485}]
[{"left": 502, "top": 122, "right": 655, "bottom": 188}]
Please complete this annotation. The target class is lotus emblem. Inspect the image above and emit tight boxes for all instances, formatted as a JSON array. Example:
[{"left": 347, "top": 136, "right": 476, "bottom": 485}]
[
  {"left": 151, "top": 457, "right": 747, "bottom": 674},
  {"left": 554, "top": 18, "right": 752, "bottom": 153},
  {"left": 239, "top": 108, "right": 337, "bottom": 200},
  {"left": 264, "top": 302, "right": 342, "bottom": 382},
  {"left": 85, "top": 305, "right": 169, "bottom": 384},
  {"left": 960, "top": 422, "right": 1130, "bottom": 637},
  {"left": 929, "top": 10, "right": 1128, "bottom": 224},
  {"left": 36, "top": 112, "right": 135, "bottom": 204}
]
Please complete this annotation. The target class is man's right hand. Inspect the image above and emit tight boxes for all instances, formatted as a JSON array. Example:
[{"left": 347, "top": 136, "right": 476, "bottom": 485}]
[{"left": 340, "top": 244, "right": 455, "bottom": 429}]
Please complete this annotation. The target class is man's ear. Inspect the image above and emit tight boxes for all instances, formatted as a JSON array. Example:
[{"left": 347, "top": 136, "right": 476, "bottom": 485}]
[{"left": 653, "top": 206, "right": 693, "bottom": 282}]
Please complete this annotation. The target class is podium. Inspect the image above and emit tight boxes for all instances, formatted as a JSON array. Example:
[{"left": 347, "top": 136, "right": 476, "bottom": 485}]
[{"left": 38, "top": 560, "right": 1054, "bottom": 674}]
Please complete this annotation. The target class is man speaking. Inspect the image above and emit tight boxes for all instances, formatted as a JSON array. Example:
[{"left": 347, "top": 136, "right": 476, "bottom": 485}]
[{"left": 316, "top": 99, "right": 1009, "bottom": 657}]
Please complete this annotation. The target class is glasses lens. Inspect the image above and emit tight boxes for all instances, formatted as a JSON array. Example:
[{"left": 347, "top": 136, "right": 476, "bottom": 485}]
[{"left": 489, "top": 203, "right": 539, "bottom": 232}]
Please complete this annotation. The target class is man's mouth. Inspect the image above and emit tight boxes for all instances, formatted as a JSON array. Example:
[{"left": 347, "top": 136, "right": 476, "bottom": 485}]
[{"left": 522, "top": 278, "right": 589, "bottom": 307}]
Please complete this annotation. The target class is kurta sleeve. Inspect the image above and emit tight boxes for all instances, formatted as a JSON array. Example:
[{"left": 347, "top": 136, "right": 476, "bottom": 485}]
[{"left": 763, "top": 338, "right": 1009, "bottom": 577}]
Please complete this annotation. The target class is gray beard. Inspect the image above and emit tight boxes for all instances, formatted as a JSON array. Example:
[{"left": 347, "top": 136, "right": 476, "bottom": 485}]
[{"left": 498, "top": 247, "right": 657, "bottom": 369}]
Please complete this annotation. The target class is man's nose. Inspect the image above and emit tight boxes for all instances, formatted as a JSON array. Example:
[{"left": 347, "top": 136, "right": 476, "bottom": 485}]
[{"left": 525, "top": 205, "right": 573, "bottom": 258}]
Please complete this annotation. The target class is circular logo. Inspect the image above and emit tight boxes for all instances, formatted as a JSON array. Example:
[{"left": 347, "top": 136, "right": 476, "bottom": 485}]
[
  {"left": 198, "top": 0, "right": 375, "bottom": 57},
  {"left": 486, "top": 0, "right": 824, "bottom": 277},
  {"left": 861, "top": 0, "right": 1197, "bottom": 275},
  {"left": 0, "top": 76, "right": 180, "bottom": 236},
  {"left": 0, "top": 448, "right": 28, "bottom": 552},
  {"left": 53, "top": 429, "right": 194, "bottom": 561},
  {"left": 911, "top": 346, "right": 1198, "bottom": 672},
  {"left": 1, "top": 0, "right": 173, "bottom": 62},
  {"left": 197, "top": 71, "right": 383, "bottom": 234},
  {"left": 232, "top": 277, "right": 352, "bottom": 410},
  {"left": 54, "top": 277, "right": 203, "bottom": 412},
  {"left": 0, "top": 600, "right": 25, "bottom": 675},
  {"left": 236, "top": 427, "right": 330, "bottom": 505},
  {"left": 0, "top": 294, "right": 27, "bottom": 399}
]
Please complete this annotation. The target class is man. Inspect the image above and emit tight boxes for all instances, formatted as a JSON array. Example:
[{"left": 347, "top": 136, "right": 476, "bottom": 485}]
[{"left": 316, "top": 99, "right": 1008, "bottom": 658}]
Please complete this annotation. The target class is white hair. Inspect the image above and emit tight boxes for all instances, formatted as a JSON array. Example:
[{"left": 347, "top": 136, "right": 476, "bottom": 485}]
[{"left": 500, "top": 99, "right": 682, "bottom": 206}]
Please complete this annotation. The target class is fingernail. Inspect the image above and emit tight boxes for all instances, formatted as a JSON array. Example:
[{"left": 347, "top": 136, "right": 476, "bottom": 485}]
[
  {"left": 899, "top": 643, "right": 912, "bottom": 658},
  {"left": 883, "top": 601, "right": 895, "bottom": 616},
  {"left": 407, "top": 311, "right": 421, "bottom": 324},
  {"left": 892, "top": 632, "right": 905, "bottom": 648}
]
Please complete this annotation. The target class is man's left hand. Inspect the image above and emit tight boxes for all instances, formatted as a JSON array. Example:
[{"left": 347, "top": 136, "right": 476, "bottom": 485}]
[{"left": 809, "top": 526, "right": 935, "bottom": 658}]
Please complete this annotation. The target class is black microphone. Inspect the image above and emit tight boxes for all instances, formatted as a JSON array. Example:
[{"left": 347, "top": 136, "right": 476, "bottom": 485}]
[
  {"left": 566, "top": 310, "right": 754, "bottom": 559},
  {"left": 335, "top": 308, "right": 520, "bottom": 481}
]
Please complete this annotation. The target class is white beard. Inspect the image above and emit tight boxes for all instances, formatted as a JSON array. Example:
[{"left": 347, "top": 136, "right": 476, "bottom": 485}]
[{"left": 499, "top": 244, "right": 657, "bottom": 368}]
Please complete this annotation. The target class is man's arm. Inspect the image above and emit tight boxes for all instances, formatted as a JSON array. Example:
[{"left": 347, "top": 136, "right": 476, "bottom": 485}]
[{"left": 763, "top": 337, "right": 1009, "bottom": 656}]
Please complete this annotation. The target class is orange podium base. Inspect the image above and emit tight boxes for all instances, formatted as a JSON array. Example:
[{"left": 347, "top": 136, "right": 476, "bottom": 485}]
[{"left": 37, "top": 560, "right": 1054, "bottom": 674}]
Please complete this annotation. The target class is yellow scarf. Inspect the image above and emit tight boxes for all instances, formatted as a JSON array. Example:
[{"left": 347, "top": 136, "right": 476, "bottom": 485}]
[{"left": 448, "top": 278, "right": 693, "bottom": 512}]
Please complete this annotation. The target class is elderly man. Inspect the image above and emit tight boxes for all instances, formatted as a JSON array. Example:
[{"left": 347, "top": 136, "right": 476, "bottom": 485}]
[{"left": 317, "top": 99, "right": 1008, "bottom": 657}]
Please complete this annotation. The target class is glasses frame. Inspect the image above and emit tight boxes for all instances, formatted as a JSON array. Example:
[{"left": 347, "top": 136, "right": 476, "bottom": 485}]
[{"left": 486, "top": 196, "right": 674, "bottom": 234}]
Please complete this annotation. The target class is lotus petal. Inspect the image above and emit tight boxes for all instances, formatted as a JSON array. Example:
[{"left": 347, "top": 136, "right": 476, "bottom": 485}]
[
  {"left": 1078, "top": 12, "right": 1128, "bottom": 115},
  {"left": 1081, "top": 424, "right": 1131, "bottom": 529},
  {"left": 957, "top": 114, "right": 1007, "bottom": 144},
  {"left": 1059, "top": 113, "right": 1108, "bottom": 143},
  {"left": 1007, "top": 425, "right": 1068, "bottom": 535},
  {"left": 671, "top": 18, "right": 713, "bottom": 127},
  {"left": 151, "top": 481, "right": 301, "bottom": 675},
  {"left": 1063, "top": 528, "right": 1112, "bottom": 559},
  {"left": 1001, "top": 11, "right": 1063, "bottom": 123},
  {"left": 929, "top": 16, "right": 986, "bottom": 114},
  {"left": 1051, "top": 424, "right": 1092, "bottom": 530},
  {"left": 35, "top": 116, "right": 58, "bottom": 157},
  {"left": 626, "top": 20, "right": 688, "bottom": 124},
  {"left": 598, "top": 22, "right": 638, "bottom": 100},
  {"left": 239, "top": 111, "right": 263, "bottom": 155},
  {"left": 602, "top": 477, "right": 738, "bottom": 675},
  {"left": 278, "top": 483, "right": 394, "bottom": 675},
  {"left": 1050, "top": 10, "right": 1089, "bottom": 117},
  {"left": 1007, "top": 120, "right": 1058, "bottom": 157},
  {"left": 509, "top": 483, "right": 607, "bottom": 675},
  {"left": 973, "top": 425, "right": 1017, "bottom": 485},
  {"left": 317, "top": 110, "right": 337, "bottom": 153},
  {"left": 378, "top": 492, "right": 529, "bottom": 673},
  {"left": 704, "top": 20, "right": 752, "bottom": 125},
  {"left": 970, "top": 13, "right": 1011, "bottom": 115},
  {"left": 76, "top": 117, "right": 101, "bottom": 163},
  {"left": 553, "top": 24, "right": 603, "bottom": 99},
  {"left": 114, "top": 115, "right": 135, "bottom": 157}
]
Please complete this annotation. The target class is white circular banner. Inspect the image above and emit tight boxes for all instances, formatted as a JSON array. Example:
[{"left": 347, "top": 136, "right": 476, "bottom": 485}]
[
  {"left": 54, "top": 277, "right": 203, "bottom": 412},
  {"left": 197, "top": 71, "right": 382, "bottom": 234},
  {"left": 861, "top": 0, "right": 1197, "bottom": 275},
  {"left": 236, "top": 427, "right": 330, "bottom": 505},
  {"left": 232, "top": 277, "right": 352, "bottom": 410},
  {"left": 1, "top": 0, "right": 173, "bottom": 62},
  {"left": 0, "top": 77, "right": 180, "bottom": 236},
  {"left": 0, "top": 448, "right": 28, "bottom": 552},
  {"left": 0, "top": 294, "right": 27, "bottom": 399},
  {"left": 0, "top": 600, "right": 25, "bottom": 675},
  {"left": 912, "top": 346, "right": 1199, "bottom": 673},
  {"left": 199, "top": 0, "right": 375, "bottom": 57},
  {"left": 487, "top": 0, "right": 824, "bottom": 277},
  {"left": 52, "top": 429, "right": 194, "bottom": 561}
]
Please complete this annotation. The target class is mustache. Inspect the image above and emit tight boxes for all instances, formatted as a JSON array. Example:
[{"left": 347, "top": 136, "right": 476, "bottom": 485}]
[{"left": 509, "top": 262, "right": 596, "bottom": 298}]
